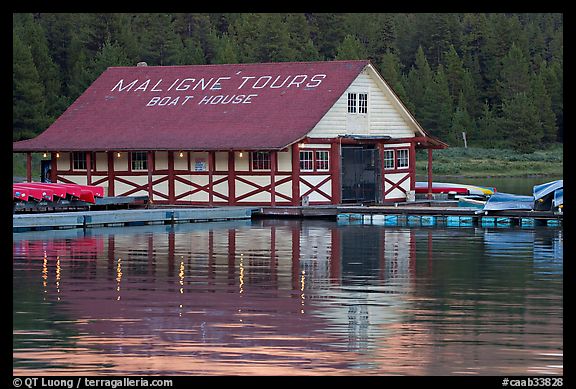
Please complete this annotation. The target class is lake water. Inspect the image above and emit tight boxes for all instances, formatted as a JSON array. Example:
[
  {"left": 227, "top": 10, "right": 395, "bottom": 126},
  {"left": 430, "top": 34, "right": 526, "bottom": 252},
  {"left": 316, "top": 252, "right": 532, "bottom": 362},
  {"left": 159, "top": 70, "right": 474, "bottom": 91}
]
[{"left": 13, "top": 219, "right": 563, "bottom": 376}]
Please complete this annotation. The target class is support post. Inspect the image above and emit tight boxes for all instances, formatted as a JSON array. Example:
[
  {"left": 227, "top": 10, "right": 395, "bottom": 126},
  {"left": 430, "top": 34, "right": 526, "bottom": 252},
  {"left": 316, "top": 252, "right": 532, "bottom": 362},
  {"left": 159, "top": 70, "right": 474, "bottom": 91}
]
[
  {"left": 107, "top": 151, "right": 115, "bottom": 196},
  {"left": 168, "top": 151, "right": 175, "bottom": 203},
  {"left": 50, "top": 152, "right": 57, "bottom": 183},
  {"left": 291, "top": 144, "right": 300, "bottom": 206},
  {"left": 86, "top": 152, "right": 92, "bottom": 185},
  {"left": 270, "top": 151, "right": 277, "bottom": 206},
  {"left": 208, "top": 151, "right": 215, "bottom": 206},
  {"left": 228, "top": 151, "right": 235, "bottom": 205},
  {"left": 26, "top": 152, "right": 32, "bottom": 182},
  {"left": 331, "top": 141, "right": 341, "bottom": 204},
  {"left": 427, "top": 148, "right": 433, "bottom": 200},
  {"left": 147, "top": 151, "right": 154, "bottom": 202}
]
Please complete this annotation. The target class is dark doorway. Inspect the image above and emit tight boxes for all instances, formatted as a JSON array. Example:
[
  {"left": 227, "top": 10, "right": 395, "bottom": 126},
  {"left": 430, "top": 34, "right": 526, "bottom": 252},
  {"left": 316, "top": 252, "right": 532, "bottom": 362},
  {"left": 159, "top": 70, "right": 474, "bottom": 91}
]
[
  {"left": 41, "top": 160, "right": 52, "bottom": 183},
  {"left": 341, "top": 145, "right": 381, "bottom": 203}
]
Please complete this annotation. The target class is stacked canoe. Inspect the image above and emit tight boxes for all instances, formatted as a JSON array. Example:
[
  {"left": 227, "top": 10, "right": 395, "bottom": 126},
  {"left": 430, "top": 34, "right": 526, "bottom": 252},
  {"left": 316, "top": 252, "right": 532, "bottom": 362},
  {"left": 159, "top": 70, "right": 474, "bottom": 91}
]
[{"left": 13, "top": 182, "right": 104, "bottom": 205}]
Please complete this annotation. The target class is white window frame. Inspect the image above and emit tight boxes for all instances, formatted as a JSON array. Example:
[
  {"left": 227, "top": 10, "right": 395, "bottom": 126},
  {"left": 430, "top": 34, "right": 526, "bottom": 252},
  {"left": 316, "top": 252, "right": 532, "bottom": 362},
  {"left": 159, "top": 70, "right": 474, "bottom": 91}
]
[
  {"left": 72, "top": 151, "right": 86, "bottom": 171},
  {"left": 251, "top": 151, "right": 271, "bottom": 171},
  {"left": 396, "top": 149, "right": 409, "bottom": 169},
  {"left": 358, "top": 93, "right": 368, "bottom": 114},
  {"left": 315, "top": 150, "right": 330, "bottom": 171},
  {"left": 131, "top": 151, "right": 148, "bottom": 171},
  {"left": 299, "top": 150, "right": 314, "bottom": 172},
  {"left": 384, "top": 150, "right": 395, "bottom": 170},
  {"left": 347, "top": 92, "right": 357, "bottom": 113}
]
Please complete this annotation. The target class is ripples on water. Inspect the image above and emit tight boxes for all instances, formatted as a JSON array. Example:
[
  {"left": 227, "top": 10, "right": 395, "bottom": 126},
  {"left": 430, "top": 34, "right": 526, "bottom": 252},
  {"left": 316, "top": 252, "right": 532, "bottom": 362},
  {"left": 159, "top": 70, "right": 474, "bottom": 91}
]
[{"left": 13, "top": 220, "right": 563, "bottom": 376}]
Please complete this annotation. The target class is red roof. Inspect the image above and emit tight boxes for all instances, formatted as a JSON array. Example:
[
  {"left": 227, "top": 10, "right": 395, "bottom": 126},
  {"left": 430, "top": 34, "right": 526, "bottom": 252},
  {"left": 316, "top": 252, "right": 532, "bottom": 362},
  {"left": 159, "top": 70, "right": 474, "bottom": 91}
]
[{"left": 13, "top": 60, "right": 370, "bottom": 152}]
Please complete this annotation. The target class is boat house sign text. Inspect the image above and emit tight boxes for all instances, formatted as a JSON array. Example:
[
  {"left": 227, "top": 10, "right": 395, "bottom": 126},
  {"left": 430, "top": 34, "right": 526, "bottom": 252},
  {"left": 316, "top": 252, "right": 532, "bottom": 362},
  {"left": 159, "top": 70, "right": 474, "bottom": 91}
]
[{"left": 109, "top": 73, "right": 327, "bottom": 107}]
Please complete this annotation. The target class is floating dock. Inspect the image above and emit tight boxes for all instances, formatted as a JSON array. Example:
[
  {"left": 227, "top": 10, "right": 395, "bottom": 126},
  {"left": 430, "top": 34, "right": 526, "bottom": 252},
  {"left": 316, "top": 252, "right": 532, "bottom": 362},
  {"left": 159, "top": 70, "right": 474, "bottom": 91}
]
[
  {"left": 13, "top": 202, "right": 562, "bottom": 233},
  {"left": 255, "top": 204, "right": 563, "bottom": 228},
  {"left": 13, "top": 207, "right": 257, "bottom": 232}
]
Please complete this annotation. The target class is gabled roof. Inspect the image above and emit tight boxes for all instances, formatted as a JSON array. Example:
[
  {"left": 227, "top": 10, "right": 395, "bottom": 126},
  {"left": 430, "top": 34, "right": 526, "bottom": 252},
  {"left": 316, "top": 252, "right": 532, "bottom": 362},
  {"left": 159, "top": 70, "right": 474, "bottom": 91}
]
[{"left": 13, "top": 60, "right": 371, "bottom": 152}]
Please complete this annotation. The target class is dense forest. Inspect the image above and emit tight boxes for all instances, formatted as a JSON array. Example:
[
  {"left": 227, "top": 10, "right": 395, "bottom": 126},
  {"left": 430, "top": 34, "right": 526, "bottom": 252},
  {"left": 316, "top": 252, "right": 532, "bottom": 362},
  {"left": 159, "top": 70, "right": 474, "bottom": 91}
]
[{"left": 13, "top": 13, "right": 563, "bottom": 153}]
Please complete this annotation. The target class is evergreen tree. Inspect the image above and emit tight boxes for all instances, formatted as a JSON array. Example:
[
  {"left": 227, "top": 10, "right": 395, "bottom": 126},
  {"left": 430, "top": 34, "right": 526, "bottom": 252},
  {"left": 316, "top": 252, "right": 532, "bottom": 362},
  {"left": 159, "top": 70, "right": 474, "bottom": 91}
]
[
  {"left": 253, "top": 14, "right": 293, "bottom": 62},
  {"left": 89, "top": 38, "right": 132, "bottom": 77},
  {"left": 443, "top": 44, "right": 465, "bottom": 105},
  {"left": 379, "top": 49, "right": 411, "bottom": 108},
  {"left": 335, "top": 35, "right": 367, "bottom": 60},
  {"left": 180, "top": 37, "right": 206, "bottom": 64},
  {"left": 212, "top": 33, "right": 239, "bottom": 64},
  {"left": 418, "top": 65, "right": 453, "bottom": 141},
  {"left": 476, "top": 101, "right": 501, "bottom": 147},
  {"left": 228, "top": 13, "right": 262, "bottom": 63},
  {"left": 13, "top": 33, "right": 47, "bottom": 139},
  {"left": 405, "top": 46, "right": 433, "bottom": 116},
  {"left": 500, "top": 92, "right": 542, "bottom": 153},
  {"left": 285, "top": 13, "right": 320, "bottom": 61},
  {"left": 13, "top": 13, "right": 67, "bottom": 121},
  {"left": 498, "top": 43, "right": 531, "bottom": 104},
  {"left": 450, "top": 92, "right": 476, "bottom": 147},
  {"left": 307, "top": 13, "right": 349, "bottom": 59},
  {"left": 132, "top": 13, "right": 183, "bottom": 65},
  {"left": 529, "top": 70, "right": 558, "bottom": 144}
]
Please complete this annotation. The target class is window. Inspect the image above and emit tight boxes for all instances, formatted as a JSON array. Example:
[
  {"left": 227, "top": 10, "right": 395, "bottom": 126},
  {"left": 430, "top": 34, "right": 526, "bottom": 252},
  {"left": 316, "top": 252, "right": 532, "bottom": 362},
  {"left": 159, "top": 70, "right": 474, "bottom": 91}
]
[
  {"left": 384, "top": 150, "right": 395, "bottom": 169},
  {"left": 348, "top": 92, "right": 368, "bottom": 114},
  {"left": 72, "top": 151, "right": 86, "bottom": 170},
  {"left": 315, "top": 151, "right": 329, "bottom": 171},
  {"left": 131, "top": 151, "right": 148, "bottom": 171},
  {"left": 300, "top": 150, "right": 313, "bottom": 171},
  {"left": 347, "top": 93, "right": 357, "bottom": 113},
  {"left": 358, "top": 93, "right": 368, "bottom": 114},
  {"left": 251, "top": 151, "right": 270, "bottom": 170},
  {"left": 396, "top": 149, "right": 409, "bottom": 168}
]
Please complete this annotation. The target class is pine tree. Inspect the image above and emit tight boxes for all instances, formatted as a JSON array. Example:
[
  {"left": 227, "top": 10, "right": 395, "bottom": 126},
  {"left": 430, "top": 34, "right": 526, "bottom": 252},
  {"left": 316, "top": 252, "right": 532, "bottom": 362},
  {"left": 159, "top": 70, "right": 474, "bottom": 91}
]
[
  {"left": 500, "top": 92, "right": 542, "bottom": 153},
  {"left": 212, "top": 33, "right": 239, "bottom": 64},
  {"left": 476, "top": 101, "right": 500, "bottom": 147},
  {"left": 13, "top": 33, "right": 47, "bottom": 139},
  {"left": 418, "top": 64, "right": 453, "bottom": 141},
  {"left": 132, "top": 13, "right": 184, "bottom": 65},
  {"left": 450, "top": 92, "right": 476, "bottom": 146},
  {"left": 13, "top": 13, "right": 66, "bottom": 121},
  {"left": 498, "top": 43, "right": 531, "bottom": 104},
  {"left": 307, "top": 13, "right": 349, "bottom": 60},
  {"left": 285, "top": 13, "right": 320, "bottom": 61},
  {"left": 335, "top": 35, "right": 367, "bottom": 60},
  {"left": 530, "top": 70, "right": 558, "bottom": 144},
  {"left": 253, "top": 14, "right": 293, "bottom": 62},
  {"left": 405, "top": 46, "right": 433, "bottom": 117},
  {"left": 443, "top": 44, "right": 465, "bottom": 105},
  {"left": 379, "top": 49, "right": 411, "bottom": 108}
]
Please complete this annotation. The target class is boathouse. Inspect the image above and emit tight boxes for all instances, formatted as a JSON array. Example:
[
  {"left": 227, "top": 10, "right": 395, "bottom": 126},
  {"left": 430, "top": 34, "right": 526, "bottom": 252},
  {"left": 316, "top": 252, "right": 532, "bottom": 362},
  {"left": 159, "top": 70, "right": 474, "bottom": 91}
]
[{"left": 13, "top": 60, "right": 447, "bottom": 205}]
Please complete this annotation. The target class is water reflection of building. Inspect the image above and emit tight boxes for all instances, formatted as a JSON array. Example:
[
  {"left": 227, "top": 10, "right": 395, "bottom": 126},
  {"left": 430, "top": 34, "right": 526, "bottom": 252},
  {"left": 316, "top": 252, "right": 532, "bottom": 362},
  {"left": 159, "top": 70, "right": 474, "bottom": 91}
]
[
  {"left": 15, "top": 223, "right": 563, "bottom": 375},
  {"left": 13, "top": 221, "right": 419, "bottom": 372}
]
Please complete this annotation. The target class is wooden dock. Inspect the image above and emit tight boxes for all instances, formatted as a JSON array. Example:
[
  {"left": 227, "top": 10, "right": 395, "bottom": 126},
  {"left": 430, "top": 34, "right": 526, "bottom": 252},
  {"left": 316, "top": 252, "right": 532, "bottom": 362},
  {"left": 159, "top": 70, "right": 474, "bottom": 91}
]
[
  {"left": 13, "top": 202, "right": 562, "bottom": 233},
  {"left": 255, "top": 203, "right": 563, "bottom": 228},
  {"left": 13, "top": 207, "right": 257, "bottom": 232}
]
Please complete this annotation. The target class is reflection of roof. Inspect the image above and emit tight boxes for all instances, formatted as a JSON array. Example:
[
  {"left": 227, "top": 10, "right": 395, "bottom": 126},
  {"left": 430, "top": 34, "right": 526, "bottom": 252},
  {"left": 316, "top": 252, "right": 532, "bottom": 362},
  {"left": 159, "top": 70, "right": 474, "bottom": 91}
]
[{"left": 13, "top": 60, "right": 370, "bottom": 152}]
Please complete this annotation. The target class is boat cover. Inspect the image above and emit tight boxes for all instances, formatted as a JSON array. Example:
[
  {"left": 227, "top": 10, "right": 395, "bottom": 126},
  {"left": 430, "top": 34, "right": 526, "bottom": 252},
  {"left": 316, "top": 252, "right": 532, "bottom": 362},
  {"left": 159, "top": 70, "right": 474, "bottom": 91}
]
[
  {"left": 533, "top": 180, "right": 563, "bottom": 201},
  {"left": 553, "top": 188, "right": 563, "bottom": 207},
  {"left": 482, "top": 192, "right": 535, "bottom": 211}
]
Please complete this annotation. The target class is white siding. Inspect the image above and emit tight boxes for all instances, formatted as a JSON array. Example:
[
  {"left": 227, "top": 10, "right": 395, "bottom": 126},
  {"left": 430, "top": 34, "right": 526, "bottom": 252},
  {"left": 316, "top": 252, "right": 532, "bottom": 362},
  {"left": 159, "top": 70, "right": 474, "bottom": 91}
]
[{"left": 308, "top": 68, "right": 416, "bottom": 139}]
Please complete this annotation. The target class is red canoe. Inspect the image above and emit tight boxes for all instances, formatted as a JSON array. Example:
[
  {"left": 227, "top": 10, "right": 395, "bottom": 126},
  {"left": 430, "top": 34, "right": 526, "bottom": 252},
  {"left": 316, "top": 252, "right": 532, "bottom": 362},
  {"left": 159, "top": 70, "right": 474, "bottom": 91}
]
[
  {"left": 13, "top": 184, "right": 54, "bottom": 201},
  {"left": 13, "top": 187, "right": 29, "bottom": 201}
]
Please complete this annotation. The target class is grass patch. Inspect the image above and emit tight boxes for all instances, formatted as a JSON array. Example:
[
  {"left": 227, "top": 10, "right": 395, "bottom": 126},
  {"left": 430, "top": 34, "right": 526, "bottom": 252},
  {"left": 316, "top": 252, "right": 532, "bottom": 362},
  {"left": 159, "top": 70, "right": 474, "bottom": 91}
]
[{"left": 416, "top": 145, "right": 563, "bottom": 177}]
